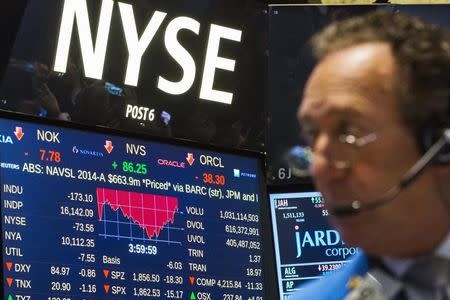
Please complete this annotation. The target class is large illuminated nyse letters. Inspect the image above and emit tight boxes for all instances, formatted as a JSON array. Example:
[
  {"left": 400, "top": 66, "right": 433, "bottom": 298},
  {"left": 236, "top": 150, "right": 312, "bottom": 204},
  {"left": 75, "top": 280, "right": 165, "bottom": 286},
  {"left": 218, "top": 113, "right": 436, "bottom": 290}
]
[
  {"left": 118, "top": 3, "right": 167, "bottom": 87},
  {"left": 157, "top": 17, "right": 200, "bottom": 95},
  {"left": 53, "top": 0, "right": 242, "bottom": 105},
  {"left": 54, "top": 0, "right": 114, "bottom": 79},
  {"left": 200, "top": 24, "right": 242, "bottom": 104}
]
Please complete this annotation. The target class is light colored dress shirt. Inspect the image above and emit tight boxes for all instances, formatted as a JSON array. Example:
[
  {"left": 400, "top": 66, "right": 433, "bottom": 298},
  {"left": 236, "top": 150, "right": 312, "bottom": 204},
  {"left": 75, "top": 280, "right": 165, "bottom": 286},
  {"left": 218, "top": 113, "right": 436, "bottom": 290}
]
[{"left": 379, "top": 232, "right": 450, "bottom": 300}]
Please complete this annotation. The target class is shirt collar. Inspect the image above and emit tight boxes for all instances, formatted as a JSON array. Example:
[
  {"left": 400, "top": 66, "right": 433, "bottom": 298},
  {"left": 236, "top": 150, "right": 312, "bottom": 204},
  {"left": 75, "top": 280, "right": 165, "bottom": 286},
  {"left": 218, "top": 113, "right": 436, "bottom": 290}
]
[
  {"left": 435, "top": 231, "right": 450, "bottom": 260},
  {"left": 381, "top": 231, "right": 450, "bottom": 278}
]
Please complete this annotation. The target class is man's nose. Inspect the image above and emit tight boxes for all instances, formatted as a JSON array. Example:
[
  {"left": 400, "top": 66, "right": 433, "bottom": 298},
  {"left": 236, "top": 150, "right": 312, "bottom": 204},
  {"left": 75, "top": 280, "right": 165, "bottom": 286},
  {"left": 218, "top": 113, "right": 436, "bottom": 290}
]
[{"left": 310, "top": 134, "right": 349, "bottom": 182}]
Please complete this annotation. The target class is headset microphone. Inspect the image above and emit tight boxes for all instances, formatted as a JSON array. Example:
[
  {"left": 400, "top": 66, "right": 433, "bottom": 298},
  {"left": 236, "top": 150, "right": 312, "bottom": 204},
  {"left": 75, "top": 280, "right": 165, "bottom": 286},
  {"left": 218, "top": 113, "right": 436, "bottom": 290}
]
[{"left": 331, "top": 129, "right": 450, "bottom": 217}]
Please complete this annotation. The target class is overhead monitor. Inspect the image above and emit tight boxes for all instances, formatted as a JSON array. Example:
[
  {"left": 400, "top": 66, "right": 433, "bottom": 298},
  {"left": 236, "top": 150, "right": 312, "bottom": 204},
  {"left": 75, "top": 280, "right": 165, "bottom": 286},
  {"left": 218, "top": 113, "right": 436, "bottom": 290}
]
[
  {"left": 0, "top": 0, "right": 267, "bottom": 151},
  {"left": 269, "top": 186, "right": 360, "bottom": 299},
  {"left": 0, "top": 110, "right": 277, "bottom": 299}
]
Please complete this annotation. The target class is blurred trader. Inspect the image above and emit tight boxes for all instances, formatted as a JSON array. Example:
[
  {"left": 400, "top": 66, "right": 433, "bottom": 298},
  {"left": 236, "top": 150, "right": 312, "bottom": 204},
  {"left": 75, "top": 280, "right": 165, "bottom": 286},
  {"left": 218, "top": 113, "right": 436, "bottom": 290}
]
[{"left": 293, "top": 10, "right": 450, "bottom": 300}]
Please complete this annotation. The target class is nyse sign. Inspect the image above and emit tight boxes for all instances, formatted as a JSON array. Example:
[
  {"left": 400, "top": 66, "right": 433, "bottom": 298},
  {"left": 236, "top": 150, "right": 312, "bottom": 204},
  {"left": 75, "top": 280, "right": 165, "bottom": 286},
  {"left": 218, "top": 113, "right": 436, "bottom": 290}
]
[{"left": 54, "top": 0, "right": 242, "bottom": 104}]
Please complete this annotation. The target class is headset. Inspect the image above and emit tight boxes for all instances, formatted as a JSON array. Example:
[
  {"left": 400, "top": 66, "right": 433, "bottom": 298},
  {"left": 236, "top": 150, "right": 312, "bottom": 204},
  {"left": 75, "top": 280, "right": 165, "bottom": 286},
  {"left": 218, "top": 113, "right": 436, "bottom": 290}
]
[
  {"left": 331, "top": 128, "right": 450, "bottom": 217},
  {"left": 421, "top": 127, "right": 450, "bottom": 165}
]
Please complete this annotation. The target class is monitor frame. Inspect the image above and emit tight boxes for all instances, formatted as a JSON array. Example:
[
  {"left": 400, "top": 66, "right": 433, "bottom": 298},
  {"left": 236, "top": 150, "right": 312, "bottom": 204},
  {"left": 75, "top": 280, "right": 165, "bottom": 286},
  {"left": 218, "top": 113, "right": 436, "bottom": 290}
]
[
  {"left": 267, "top": 183, "right": 323, "bottom": 299},
  {"left": 0, "top": 109, "right": 279, "bottom": 299}
]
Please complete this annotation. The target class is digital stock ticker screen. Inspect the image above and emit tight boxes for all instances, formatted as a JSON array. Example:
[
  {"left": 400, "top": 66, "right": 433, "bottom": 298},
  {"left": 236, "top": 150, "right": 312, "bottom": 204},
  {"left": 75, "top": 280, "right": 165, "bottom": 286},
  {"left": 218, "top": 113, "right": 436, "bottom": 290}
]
[
  {"left": 269, "top": 191, "right": 360, "bottom": 300},
  {"left": 0, "top": 112, "right": 273, "bottom": 300}
]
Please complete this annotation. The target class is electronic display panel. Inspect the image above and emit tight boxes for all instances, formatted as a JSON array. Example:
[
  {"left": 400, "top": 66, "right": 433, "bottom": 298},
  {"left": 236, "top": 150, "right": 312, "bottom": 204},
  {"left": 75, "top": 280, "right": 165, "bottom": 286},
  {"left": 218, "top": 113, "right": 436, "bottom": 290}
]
[
  {"left": 269, "top": 187, "right": 359, "bottom": 299},
  {"left": 0, "top": 111, "right": 276, "bottom": 300},
  {"left": 0, "top": 0, "right": 267, "bottom": 152}
]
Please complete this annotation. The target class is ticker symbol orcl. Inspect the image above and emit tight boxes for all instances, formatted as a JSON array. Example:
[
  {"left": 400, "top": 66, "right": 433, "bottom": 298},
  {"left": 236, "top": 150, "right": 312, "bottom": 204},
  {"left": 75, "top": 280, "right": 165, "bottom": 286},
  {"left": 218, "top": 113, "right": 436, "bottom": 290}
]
[
  {"left": 14, "top": 127, "right": 24, "bottom": 141},
  {"left": 186, "top": 153, "right": 195, "bottom": 166},
  {"left": 104, "top": 140, "right": 114, "bottom": 154}
]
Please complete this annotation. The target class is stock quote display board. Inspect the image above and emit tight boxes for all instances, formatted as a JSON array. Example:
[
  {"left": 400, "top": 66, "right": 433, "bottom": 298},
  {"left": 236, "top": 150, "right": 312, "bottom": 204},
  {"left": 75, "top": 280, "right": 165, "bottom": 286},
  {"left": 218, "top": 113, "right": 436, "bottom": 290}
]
[
  {"left": 269, "top": 191, "right": 359, "bottom": 300},
  {"left": 0, "top": 112, "right": 270, "bottom": 300}
]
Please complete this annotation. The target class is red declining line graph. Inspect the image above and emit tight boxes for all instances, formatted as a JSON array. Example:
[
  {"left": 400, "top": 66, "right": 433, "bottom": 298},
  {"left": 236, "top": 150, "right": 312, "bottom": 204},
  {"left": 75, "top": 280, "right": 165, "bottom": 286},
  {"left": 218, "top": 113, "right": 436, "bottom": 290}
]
[{"left": 96, "top": 188, "right": 179, "bottom": 239}]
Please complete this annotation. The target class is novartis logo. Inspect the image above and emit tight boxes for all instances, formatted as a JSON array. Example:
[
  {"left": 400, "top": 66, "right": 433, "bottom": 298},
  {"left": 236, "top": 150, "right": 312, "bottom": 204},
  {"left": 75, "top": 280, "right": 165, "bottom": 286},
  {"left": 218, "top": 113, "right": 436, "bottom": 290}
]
[{"left": 72, "top": 146, "right": 104, "bottom": 158}]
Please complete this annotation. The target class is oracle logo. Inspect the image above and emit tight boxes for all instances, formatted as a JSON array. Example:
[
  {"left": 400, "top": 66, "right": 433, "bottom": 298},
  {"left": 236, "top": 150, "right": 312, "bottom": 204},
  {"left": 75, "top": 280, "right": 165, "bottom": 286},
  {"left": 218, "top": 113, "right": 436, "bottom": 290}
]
[{"left": 157, "top": 159, "right": 186, "bottom": 169}]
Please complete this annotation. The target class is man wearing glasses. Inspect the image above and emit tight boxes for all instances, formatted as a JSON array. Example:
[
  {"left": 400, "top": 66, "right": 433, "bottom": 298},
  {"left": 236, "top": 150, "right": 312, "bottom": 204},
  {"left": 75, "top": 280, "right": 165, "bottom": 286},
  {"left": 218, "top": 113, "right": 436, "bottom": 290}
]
[{"left": 293, "top": 10, "right": 450, "bottom": 300}]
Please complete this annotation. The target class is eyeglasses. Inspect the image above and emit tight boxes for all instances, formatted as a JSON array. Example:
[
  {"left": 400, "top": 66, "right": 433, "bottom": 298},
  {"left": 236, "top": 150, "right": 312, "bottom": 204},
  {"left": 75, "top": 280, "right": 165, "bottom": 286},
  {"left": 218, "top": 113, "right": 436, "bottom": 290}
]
[{"left": 285, "top": 132, "right": 378, "bottom": 176}]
